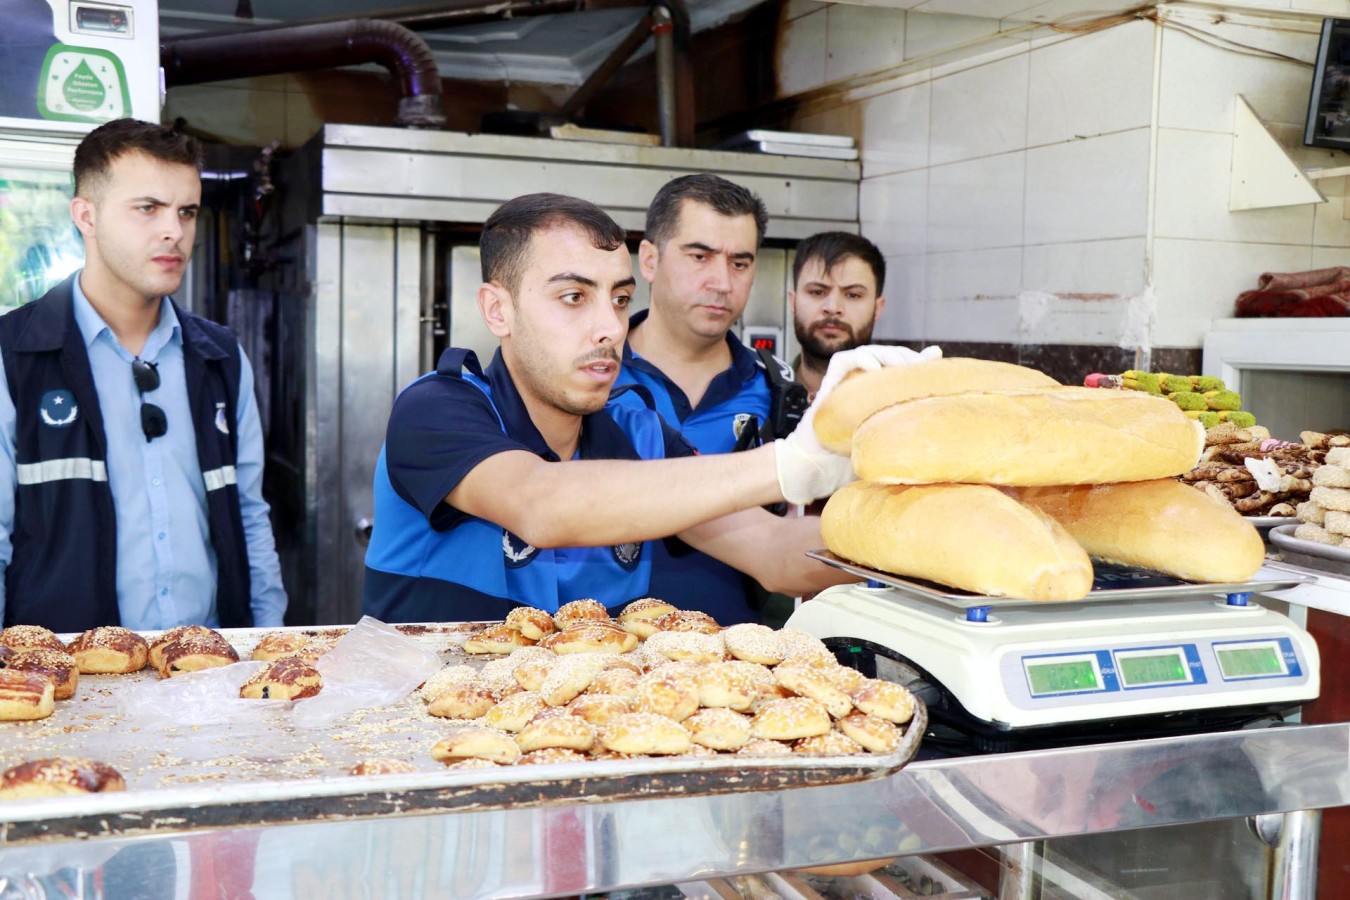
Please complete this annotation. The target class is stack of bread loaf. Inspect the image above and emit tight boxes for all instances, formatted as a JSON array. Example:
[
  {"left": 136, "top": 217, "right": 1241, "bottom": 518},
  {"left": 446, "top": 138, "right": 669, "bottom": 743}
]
[
  {"left": 416, "top": 597, "right": 917, "bottom": 768},
  {"left": 1295, "top": 446, "right": 1350, "bottom": 548},
  {"left": 810, "top": 358, "right": 1267, "bottom": 600}
]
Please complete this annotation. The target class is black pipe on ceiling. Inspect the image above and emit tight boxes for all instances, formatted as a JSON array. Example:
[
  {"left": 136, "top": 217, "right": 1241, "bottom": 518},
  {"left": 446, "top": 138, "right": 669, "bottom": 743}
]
[
  {"left": 160, "top": 19, "right": 446, "bottom": 128},
  {"left": 276, "top": 0, "right": 613, "bottom": 32}
]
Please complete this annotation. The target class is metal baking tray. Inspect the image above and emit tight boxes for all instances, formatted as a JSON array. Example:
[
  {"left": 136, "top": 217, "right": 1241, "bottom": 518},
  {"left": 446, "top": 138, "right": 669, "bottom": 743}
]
[
  {"left": 1269, "top": 523, "right": 1350, "bottom": 577},
  {"left": 0, "top": 624, "right": 926, "bottom": 845},
  {"left": 1247, "top": 515, "right": 1296, "bottom": 532},
  {"left": 807, "top": 550, "right": 1313, "bottom": 610}
]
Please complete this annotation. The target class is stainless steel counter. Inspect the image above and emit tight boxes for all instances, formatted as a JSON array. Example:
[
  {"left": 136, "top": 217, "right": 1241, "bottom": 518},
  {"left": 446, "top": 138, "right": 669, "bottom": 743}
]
[{"left": 1, "top": 722, "right": 1344, "bottom": 898}]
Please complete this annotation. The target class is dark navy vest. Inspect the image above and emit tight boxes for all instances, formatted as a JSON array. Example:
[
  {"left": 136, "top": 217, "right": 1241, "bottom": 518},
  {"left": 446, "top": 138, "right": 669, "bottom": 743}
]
[{"left": 0, "top": 275, "right": 253, "bottom": 631}]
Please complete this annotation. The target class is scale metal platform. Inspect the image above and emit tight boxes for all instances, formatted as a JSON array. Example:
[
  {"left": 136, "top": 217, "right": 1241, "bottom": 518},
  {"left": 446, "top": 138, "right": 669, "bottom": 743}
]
[{"left": 789, "top": 553, "right": 1321, "bottom": 746}]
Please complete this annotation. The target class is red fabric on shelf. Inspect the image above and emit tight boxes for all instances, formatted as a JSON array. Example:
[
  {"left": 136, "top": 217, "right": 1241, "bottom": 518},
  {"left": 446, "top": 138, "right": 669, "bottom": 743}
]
[
  {"left": 1235, "top": 290, "right": 1350, "bottom": 317},
  {"left": 1256, "top": 266, "right": 1350, "bottom": 290},
  {"left": 1235, "top": 267, "right": 1350, "bottom": 317}
]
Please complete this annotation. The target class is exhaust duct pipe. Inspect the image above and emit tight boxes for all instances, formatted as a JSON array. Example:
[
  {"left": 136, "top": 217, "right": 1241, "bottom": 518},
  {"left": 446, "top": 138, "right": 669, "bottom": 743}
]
[{"left": 161, "top": 19, "right": 446, "bottom": 129}]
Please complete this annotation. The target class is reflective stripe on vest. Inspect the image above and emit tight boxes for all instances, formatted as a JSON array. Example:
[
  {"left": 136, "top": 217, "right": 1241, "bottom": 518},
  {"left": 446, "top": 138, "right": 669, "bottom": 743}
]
[
  {"left": 16, "top": 457, "right": 109, "bottom": 485},
  {"left": 202, "top": 465, "right": 237, "bottom": 492}
]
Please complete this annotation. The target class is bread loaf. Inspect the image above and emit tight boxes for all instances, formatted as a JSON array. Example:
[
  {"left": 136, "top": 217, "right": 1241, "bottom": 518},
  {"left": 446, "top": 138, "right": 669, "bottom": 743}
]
[
  {"left": 1008, "top": 479, "right": 1266, "bottom": 583},
  {"left": 813, "top": 358, "right": 1059, "bottom": 454},
  {"left": 821, "top": 481, "right": 1093, "bottom": 600},
  {"left": 853, "top": 387, "right": 1203, "bottom": 486}
]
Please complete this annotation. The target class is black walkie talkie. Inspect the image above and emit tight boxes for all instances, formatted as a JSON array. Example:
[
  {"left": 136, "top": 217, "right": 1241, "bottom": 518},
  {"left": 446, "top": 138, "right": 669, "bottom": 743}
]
[{"left": 756, "top": 347, "right": 809, "bottom": 439}]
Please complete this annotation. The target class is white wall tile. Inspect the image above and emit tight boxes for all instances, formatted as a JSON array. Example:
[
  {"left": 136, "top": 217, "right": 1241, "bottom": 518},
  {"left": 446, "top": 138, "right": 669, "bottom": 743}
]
[
  {"left": 1018, "top": 296, "right": 1136, "bottom": 346},
  {"left": 929, "top": 54, "right": 1029, "bottom": 165},
  {"left": 1026, "top": 20, "right": 1154, "bottom": 147},
  {"left": 1152, "top": 238, "right": 1314, "bottom": 346},
  {"left": 875, "top": 254, "right": 929, "bottom": 341},
  {"left": 1311, "top": 246, "right": 1350, "bottom": 268},
  {"left": 1157, "top": 26, "right": 1319, "bottom": 134},
  {"left": 925, "top": 295, "right": 1022, "bottom": 342},
  {"left": 903, "top": 11, "right": 1001, "bottom": 60},
  {"left": 928, "top": 152, "right": 1026, "bottom": 252},
  {"left": 928, "top": 149, "right": 1020, "bottom": 252},
  {"left": 1312, "top": 177, "right": 1350, "bottom": 248},
  {"left": 777, "top": 9, "right": 829, "bottom": 97},
  {"left": 861, "top": 83, "right": 931, "bottom": 177},
  {"left": 927, "top": 247, "right": 1023, "bottom": 304},
  {"left": 826, "top": 5, "right": 908, "bottom": 83},
  {"left": 1024, "top": 128, "right": 1150, "bottom": 245},
  {"left": 860, "top": 169, "right": 929, "bottom": 257},
  {"left": 1022, "top": 237, "right": 1148, "bottom": 296},
  {"left": 1154, "top": 128, "right": 1316, "bottom": 245}
]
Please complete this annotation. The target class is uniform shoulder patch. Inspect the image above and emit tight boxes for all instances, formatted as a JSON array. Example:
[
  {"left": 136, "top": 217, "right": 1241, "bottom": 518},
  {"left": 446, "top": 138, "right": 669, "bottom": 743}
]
[{"left": 502, "top": 530, "right": 540, "bottom": 568}]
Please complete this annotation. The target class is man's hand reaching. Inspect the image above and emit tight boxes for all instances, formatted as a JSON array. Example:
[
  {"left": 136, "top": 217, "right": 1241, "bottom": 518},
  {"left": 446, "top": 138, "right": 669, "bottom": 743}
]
[{"left": 773, "top": 344, "right": 942, "bottom": 504}]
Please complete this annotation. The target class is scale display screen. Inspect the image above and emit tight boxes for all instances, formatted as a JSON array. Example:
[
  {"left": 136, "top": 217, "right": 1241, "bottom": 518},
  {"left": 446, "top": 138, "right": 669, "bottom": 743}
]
[
  {"left": 1116, "top": 649, "right": 1189, "bottom": 687},
  {"left": 1216, "top": 642, "right": 1286, "bottom": 679},
  {"left": 1024, "top": 657, "right": 1101, "bottom": 696}
]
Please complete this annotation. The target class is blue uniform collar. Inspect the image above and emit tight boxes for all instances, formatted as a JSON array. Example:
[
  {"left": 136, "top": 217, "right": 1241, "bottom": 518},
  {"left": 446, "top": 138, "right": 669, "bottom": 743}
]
[
  {"left": 72, "top": 271, "right": 180, "bottom": 357},
  {"left": 622, "top": 308, "right": 760, "bottom": 414},
  {"left": 436, "top": 346, "right": 645, "bottom": 462}
]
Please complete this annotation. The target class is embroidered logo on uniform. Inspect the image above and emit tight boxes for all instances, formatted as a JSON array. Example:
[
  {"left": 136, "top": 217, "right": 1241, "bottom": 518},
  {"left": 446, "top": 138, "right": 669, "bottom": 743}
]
[
  {"left": 502, "top": 530, "right": 539, "bottom": 568},
  {"left": 611, "top": 541, "right": 642, "bottom": 571},
  {"left": 39, "top": 390, "right": 78, "bottom": 428},
  {"left": 214, "top": 402, "right": 230, "bottom": 435},
  {"left": 732, "top": 412, "right": 753, "bottom": 440}
]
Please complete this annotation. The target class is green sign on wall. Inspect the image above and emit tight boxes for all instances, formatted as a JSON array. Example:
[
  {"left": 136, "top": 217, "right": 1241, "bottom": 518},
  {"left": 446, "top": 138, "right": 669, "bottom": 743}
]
[{"left": 37, "top": 44, "right": 131, "bottom": 124}]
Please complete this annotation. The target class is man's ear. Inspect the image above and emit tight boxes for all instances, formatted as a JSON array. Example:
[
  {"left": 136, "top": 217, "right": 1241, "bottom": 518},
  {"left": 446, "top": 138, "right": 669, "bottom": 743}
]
[
  {"left": 478, "top": 282, "right": 512, "bottom": 338},
  {"left": 638, "top": 240, "right": 659, "bottom": 284},
  {"left": 873, "top": 295, "right": 887, "bottom": 324},
  {"left": 70, "top": 196, "right": 96, "bottom": 240}
]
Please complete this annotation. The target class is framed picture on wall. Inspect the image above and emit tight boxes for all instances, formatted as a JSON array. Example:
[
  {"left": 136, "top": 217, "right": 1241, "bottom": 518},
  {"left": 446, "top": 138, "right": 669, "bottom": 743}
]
[{"left": 1305, "top": 17, "right": 1350, "bottom": 149}]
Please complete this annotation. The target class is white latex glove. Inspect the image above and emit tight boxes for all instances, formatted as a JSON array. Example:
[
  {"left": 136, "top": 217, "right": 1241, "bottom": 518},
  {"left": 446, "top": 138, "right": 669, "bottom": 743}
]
[
  {"left": 774, "top": 402, "right": 856, "bottom": 505},
  {"left": 816, "top": 344, "right": 943, "bottom": 401},
  {"left": 773, "top": 343, "right": 944, "bottom": 504}
]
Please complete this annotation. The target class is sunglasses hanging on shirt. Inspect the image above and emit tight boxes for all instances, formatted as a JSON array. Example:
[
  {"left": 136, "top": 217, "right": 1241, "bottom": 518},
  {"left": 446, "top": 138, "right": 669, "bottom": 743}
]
[{"left": 132, "top": 357, "right": 167, "bottom": 442}]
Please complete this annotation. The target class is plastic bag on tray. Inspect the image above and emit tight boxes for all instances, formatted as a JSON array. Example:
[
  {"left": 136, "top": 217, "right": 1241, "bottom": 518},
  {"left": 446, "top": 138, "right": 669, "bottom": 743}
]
[
  {"left": 116, "top": 617, "right": 441, "bottom": 729},
  {"left": 291, "top": 615, "right": 442, "bottom": 728},
  {"left": 116, "top": 660, "right": 286, "bottom": 727}
]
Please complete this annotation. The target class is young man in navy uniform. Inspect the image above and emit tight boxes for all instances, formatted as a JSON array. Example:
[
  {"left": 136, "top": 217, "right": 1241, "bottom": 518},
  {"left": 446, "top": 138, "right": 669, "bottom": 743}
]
[
  {"left": 0, "top": 118, "right": 287, "bottom": 632},
  {"left": 611, "top": 175, "right": 800, "bottom": 624},
  {"left": 361, "top": 193, "right": 878, "bottom": 624}
]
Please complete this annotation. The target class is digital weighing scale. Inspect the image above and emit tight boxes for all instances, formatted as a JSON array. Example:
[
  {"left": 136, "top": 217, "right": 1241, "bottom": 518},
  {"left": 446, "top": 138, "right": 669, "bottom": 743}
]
[{"left": 787, "top": 553, "right": 1321, "bottom": 753}]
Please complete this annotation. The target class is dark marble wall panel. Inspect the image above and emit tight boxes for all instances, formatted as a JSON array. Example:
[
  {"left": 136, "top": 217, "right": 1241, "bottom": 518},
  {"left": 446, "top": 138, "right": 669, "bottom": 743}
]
[{"left": 880, "top": 341, "right": 1203, "bottom": 386}]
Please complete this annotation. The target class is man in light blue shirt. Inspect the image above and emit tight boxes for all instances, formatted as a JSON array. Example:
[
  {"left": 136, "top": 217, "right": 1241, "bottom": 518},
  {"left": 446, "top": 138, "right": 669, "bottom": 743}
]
[{"left": 0, "top": 118, "right": 285, "bottom": 631}]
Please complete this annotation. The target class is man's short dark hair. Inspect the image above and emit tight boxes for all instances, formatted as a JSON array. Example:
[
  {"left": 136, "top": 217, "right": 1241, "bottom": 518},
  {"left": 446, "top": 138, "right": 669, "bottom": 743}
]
[
  {"left": 481, "top": 193, "right": 626, "bottom": 296},
  {"left": 792, "top": 231, "right": 886, "bottom": 296},
  {"left": 73, "top": 118, "right": 202, "bottom": 198},
  {"left": 645, "top": 174, "right": 769, "bottom": 250}
]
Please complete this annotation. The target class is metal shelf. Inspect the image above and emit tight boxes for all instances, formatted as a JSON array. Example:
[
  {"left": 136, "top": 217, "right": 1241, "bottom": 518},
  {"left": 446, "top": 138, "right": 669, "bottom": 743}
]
[{"left": 0, "top": 723, "right": 1344, "bottom": 898}]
